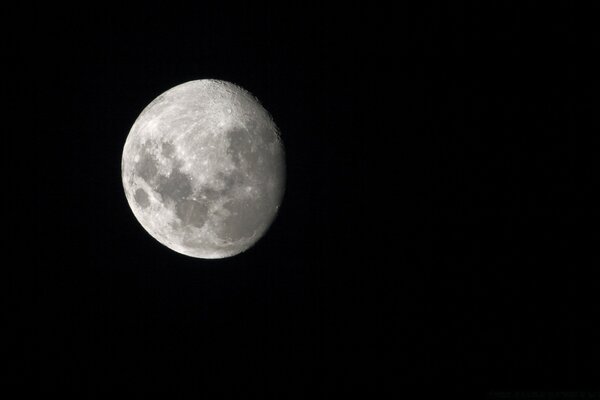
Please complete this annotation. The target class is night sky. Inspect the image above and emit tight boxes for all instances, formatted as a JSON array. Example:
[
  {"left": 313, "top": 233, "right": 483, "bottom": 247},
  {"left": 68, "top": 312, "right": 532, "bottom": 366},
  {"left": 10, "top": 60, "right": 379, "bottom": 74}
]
[{"left": 11, "top": 1, "right": 599, "bottom": 396}]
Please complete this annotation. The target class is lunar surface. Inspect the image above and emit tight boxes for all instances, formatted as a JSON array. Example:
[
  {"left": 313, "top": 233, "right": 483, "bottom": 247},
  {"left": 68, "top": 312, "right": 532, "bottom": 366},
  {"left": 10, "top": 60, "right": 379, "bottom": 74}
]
[{"left": 121, "top": 80, "right": 285, "bottom": 259}]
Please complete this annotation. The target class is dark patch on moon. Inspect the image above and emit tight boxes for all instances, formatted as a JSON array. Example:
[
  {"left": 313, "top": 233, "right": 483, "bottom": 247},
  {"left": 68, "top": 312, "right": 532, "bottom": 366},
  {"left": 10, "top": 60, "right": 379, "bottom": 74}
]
[
  {"left": 244, "top": 120, "right": 258, "bottom": 134},
  {"left": 161, "top": 142, "right": 175, "bottom": 158},
  {"left": 134, "top": 188, "right": 150, "bottom": 208},
  {"left": 256, "top": 150, "right": 286, "bottom": 203},
  {"left": 258, "top": 124, "right": 278, "bottom": 145},
  {"left": 219, "top": 198, "right": 266, "bottom": 241},
  {"left": 136, "top": 153, "right": 158, "bottom": 181},
  {"left": 176, "top": 199, "right": 209, "bottom": 228},
  {"left": 216, "top": 170, "right": 246, "bottom": 192},
  {"left": 243, "top": 147, "right": 260, "bottom": 171},
  {"left": 227, "top": 128, "right": 255, "bottom": 167},
  {"left": 198, "top": 186, "right": 223, "bottom": 202},
  {"left": 154, "top": 169, "right": 193, "bottom": 201}
]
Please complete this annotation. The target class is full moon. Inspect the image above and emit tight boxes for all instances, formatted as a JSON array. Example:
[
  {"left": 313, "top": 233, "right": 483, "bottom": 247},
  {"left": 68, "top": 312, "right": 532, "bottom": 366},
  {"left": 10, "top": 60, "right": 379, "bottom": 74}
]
[{"left": 121, "top": 80, "right": 285, "bottom": 259}]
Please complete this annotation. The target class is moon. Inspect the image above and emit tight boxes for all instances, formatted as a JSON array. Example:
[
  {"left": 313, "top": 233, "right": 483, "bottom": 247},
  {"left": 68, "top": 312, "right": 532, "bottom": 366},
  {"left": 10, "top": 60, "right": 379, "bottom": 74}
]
[{"left": 121, "top": 79, "right": 285, "bottom": 259}]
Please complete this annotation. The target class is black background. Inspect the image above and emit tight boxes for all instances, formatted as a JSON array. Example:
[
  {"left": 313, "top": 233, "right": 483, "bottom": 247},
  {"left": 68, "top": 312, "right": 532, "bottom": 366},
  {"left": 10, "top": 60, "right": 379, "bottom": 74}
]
[{"left": 10, "top": 1, "right": 599, "bottom": 396}]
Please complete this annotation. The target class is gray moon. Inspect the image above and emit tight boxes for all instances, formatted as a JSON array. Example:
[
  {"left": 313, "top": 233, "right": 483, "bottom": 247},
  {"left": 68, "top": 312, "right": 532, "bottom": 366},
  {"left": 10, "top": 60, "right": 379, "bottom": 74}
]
[{"left": 121, "top": 79, "right": 285, "bottom": 259}]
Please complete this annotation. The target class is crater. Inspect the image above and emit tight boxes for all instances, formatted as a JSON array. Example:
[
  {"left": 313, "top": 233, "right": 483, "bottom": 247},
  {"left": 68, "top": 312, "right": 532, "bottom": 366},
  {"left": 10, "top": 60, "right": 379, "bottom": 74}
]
[
  {"left": 176, "top": 199, "right": 209, "bottom": 229},
  {"left": 134, "top": 188, "right": 150, "bottom": 208}
]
